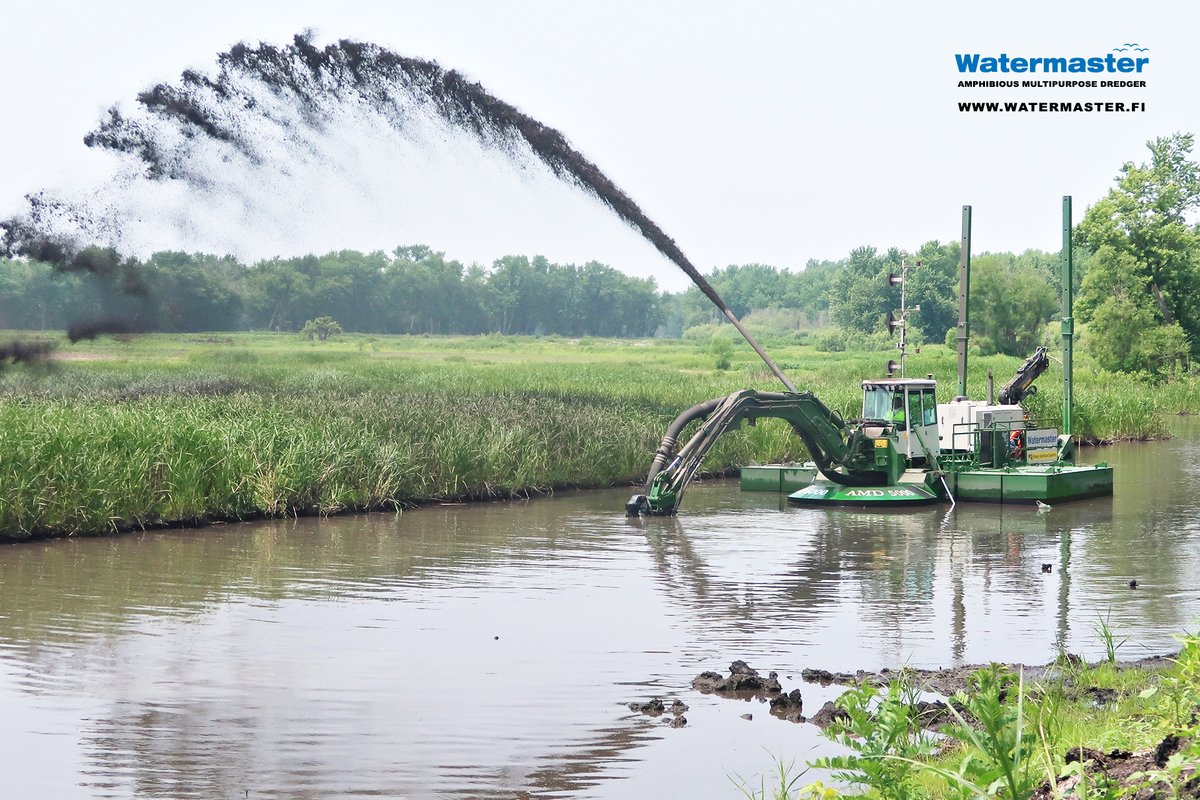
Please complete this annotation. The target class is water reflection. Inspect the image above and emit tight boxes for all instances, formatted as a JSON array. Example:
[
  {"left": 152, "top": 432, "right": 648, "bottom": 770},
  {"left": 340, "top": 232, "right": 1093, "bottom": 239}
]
[{"left": 1, "top": 423, "right": 1198, "bottom": 798}]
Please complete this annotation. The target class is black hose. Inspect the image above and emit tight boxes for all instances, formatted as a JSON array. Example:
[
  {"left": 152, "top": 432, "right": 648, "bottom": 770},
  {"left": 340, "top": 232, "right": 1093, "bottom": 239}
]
[{"left": 644, "top": 398, "right": 724, "bottom": 490}]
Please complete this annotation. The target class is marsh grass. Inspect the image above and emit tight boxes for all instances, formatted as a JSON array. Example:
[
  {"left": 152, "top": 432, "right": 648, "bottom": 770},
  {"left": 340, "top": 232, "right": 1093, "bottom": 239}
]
[{"left": 0, "top": 332, "right": 1193, "bottom": 538}]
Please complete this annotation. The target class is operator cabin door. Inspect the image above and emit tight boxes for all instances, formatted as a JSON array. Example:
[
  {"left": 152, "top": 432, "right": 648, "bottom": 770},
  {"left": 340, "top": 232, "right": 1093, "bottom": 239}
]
[{"left": 906, "top": 387, "right": 939, "bottom": 463}]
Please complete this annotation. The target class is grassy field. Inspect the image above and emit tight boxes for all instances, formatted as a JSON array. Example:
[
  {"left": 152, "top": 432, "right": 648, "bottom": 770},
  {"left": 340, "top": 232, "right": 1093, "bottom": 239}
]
[{"left": 0, "top": 331, "right": 1194, "bottom": 539}]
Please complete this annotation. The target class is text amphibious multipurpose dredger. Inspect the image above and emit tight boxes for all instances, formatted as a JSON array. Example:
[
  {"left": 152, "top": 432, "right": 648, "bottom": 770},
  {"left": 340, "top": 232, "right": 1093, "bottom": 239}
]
[{"left": 626, "top": 199, "right": 1114, "bottom": 516}]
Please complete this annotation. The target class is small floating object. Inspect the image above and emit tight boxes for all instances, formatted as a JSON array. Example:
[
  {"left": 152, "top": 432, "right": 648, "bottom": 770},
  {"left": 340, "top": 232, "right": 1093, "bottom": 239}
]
[
  {"left": 1129, "top": 579, "right": 1138, "bottom": 589},
  {"left": 1036, "top": 499, "right": 1052, "bottom": 513},
  {"left": 1042, "top": 563, "right": 1053, "bottom": 573},
  {"left": 740, "top": 713, "right": 753, "bottom": 721}
]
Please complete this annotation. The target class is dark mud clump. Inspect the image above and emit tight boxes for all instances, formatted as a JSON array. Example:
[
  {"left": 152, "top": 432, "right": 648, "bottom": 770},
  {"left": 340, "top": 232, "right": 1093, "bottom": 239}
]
[
  {"left": 798, "top": 653, "right": 1176, "bottom": 698},
  {"left": 807, "top": 701, "right": 851, "bottom": 729},
  {"left": 801, "top": 668, "right": 836, "bottom": 686},
  {"left": 1084, "top": 686, "right": 1120, "bottom": 707},
  {"left": 913, "top": 700, "right": 960, "bottom": 730},
  {"left": 627, "top": 698, "right": 665, "bottom": 717},
  {"left": 626, "top": 697, "right": 688, "bottom": 726},
  {"left": 769, "top": 689, "right": 804, "bottom": 722},
  {"left": 692, "top": 661, "right": 782, "bottom": 696},
  {"left": 1034, "top": 737, "right": 1195, "bottom": 799}
]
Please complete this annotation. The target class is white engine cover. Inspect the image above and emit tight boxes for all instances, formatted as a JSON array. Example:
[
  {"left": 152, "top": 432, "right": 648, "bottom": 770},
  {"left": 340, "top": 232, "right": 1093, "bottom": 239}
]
[{"left": 937, "top": 400, "right": 1025, "bottom": 452}]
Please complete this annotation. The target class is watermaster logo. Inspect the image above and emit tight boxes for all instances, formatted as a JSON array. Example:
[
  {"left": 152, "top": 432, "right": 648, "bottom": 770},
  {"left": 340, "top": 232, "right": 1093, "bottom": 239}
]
[
  {"left": 954, "top": 44, "right": 1150, "bottom": 114},
  {"left": 956, "top": 48, "right": 1149, "bottom": 74}
]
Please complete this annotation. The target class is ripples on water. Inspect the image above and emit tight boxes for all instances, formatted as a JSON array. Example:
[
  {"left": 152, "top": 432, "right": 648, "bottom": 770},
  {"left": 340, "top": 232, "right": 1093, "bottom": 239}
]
[{"left": 1, "top": 426, "right": 1198, "bottom": 798}]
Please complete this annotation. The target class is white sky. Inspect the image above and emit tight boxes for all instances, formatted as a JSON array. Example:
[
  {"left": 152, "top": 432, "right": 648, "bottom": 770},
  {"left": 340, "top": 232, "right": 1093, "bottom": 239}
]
[{"left": 1, "top": 0, "right": 1195, "bottom": 291}]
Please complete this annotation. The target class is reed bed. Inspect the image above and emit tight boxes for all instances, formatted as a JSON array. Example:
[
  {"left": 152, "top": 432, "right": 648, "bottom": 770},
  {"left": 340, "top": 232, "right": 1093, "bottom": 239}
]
[{"left": 0, "top": 333, "right": 1189, "bottom": 539}]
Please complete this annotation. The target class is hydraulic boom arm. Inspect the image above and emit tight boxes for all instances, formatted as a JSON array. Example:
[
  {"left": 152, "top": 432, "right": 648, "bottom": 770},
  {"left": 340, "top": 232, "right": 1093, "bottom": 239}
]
[
  {"left": 625, "top": 389, "right": 904, "bottom": 516},
  {"left": 998, "top": 346, "right": 1049, "bottom": 406}
]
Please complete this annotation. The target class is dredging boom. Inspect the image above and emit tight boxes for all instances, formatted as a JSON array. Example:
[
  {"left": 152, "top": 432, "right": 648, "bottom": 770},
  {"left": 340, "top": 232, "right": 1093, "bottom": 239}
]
[{"left": 625, "top": 389, "right": 907, "bottom": 516}]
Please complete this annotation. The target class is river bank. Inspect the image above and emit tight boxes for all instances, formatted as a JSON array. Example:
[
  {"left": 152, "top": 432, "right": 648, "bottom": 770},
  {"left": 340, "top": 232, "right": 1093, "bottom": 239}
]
[
  {"left": 698, "top": 647, "right": 1196, "bottom": 799},
  {"left": 1, "top": 332, "right": 1195, "bottom": 540}
]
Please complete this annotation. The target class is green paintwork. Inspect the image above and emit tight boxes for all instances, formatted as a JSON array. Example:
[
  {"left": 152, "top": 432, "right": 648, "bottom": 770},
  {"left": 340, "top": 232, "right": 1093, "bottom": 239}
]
[
  {"left": 787, "top": 482, "right": 939, "bottom": 507},
  {"left": 740, "top": 464, "right": 817, "bottom": 493},
  {"left": 957, "top": 205, "right": 972, "bottom": 398},
  {"left": 945, "top": 463, "right": 1113, "bottom": 503},
  {"left": 745, "top": 461, "right": 1113, "bottom": 505},
  {"left": 641, "top": 389, "right": 907, "bottom": 515},
  {"left": 1062, "top": 196, "right": 1074, "bottom": 437}
]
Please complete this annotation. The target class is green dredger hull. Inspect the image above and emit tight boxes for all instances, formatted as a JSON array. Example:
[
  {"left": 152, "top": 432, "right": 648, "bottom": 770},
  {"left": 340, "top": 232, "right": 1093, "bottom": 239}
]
[
  {"left": 941, "top": 463, "right": 1114, "bottom": 503},
  {"left": 741, "top": 463, "right": 1114, "bottom": 507},
  {"left": 788, "top": 482, "right": 940, "bottom": 506}
]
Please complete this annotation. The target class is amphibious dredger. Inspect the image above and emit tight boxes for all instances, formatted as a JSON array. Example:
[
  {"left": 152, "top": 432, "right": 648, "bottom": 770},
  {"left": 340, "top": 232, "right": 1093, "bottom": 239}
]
[{"left": 626, "top": 199, "right": 1114, "bottom": 515}]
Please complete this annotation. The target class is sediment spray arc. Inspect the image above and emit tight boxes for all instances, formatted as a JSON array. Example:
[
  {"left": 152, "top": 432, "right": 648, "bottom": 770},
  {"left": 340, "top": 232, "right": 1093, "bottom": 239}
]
[{"left": 1, "top": 34, "right": 794, "bottom": 388}]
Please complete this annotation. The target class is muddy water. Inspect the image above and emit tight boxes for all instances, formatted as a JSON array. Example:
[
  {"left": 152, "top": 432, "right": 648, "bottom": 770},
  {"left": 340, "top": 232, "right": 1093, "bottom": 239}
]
[{"left": 1, "top": 422, "right": 1196, "bottom": 799}]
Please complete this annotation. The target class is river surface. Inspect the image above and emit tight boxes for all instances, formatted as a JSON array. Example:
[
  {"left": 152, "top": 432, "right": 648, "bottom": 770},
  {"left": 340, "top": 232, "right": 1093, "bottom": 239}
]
[{"left": 1, "top": 422, "right": 1196, "bottom": 799}]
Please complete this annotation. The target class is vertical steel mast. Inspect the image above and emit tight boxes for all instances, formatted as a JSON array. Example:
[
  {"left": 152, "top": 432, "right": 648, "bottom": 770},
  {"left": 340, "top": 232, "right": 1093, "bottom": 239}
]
[
  {"left": 956, "top": 205, "right": 973, "bottom": 398},
  {"left": 1061, "top": 196, "right": 1074, "bottom": 436}
]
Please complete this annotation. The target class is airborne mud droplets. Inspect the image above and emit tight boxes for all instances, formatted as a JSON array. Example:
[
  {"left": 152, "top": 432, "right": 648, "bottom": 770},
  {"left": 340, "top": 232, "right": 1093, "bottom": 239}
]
[
  {"left": 2, "top": 33, "right": 791, "bottom": 380},
  {"left": 3, "top": 34, "right": 708, "bottom": 296}
]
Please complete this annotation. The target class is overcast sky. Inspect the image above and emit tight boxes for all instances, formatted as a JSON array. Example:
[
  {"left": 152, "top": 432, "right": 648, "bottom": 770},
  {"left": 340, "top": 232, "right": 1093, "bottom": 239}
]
[{"left": 1, "top": 0, "right": 1195, "bottom": 291}]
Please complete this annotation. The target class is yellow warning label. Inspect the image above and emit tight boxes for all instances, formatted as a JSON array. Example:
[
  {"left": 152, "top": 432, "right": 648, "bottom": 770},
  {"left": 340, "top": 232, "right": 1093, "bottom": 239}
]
[
  {"left": 874, "top": 439, "right": 888, "bottom": 449},
  {"left": 1028, "top": 449, "right": 1058, "bottom": 463}
]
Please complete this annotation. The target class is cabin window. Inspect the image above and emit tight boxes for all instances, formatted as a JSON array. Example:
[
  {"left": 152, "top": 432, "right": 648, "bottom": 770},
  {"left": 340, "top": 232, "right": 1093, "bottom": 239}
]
[
  {"left": 921, "top": 388, "right": 937, "bottom": 426},
  {"left": 862, "top": 386, "right": 899, "bottom": 422}
]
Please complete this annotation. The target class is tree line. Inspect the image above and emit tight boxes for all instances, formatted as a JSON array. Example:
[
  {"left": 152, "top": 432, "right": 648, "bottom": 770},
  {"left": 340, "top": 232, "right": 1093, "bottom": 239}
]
[
  {"left": 0, "top": 246, "right": 662, "bottom": 338},
  {"left": 0, "top": 239, "right": 1069, "bottom": 349}
]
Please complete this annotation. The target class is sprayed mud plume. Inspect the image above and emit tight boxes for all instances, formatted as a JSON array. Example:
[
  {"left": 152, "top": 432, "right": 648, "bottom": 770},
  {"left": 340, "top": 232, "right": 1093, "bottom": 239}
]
[
  {"left": 30, "top": 33, "right": 702, "bottom": 274},
  {"left": 0, "top": 218, "right": 152, "bottom": 342},
  {"left": 3, "top": 33, "right": 793, "bottom": 384},
  {"left": 0, "top": 339, "right": 55, "bottom": 367},
  {"left": 66, "top": 318, "right": 148, "bottom": 343},
  {"left": 1, "top": 218, "right": 147, "bottom": 294}
]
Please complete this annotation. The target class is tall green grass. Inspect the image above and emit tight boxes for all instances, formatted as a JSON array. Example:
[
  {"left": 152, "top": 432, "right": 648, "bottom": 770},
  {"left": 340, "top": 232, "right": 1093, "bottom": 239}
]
[{"left": 0, "top": 333, "right": 1192, "bottom": 538}]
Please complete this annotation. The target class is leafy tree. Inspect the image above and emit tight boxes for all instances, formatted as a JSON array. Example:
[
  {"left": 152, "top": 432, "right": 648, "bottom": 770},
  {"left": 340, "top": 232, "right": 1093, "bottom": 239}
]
[
  {"left": 1080, "top": 248, "right": 1190, "bottom": 375},
  {"left": 1077, "top": 133, "right": 1200, "bottom": 361},
  {"left": 709, "top": 334, "right": 733, "bottom": 370},
  {"left": 905, "top": 240, "right": 960, "bottom": 342},
  {"left": 301, "top": 315, "right": 343, "bottom": 341},
  {"left": 969, "top": 255, "right": 1056, "bottom": 356},
  {"left": 828, "top": 246, "right": 902, "bottom": 334}
]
